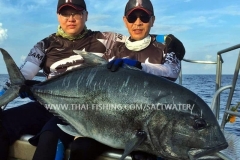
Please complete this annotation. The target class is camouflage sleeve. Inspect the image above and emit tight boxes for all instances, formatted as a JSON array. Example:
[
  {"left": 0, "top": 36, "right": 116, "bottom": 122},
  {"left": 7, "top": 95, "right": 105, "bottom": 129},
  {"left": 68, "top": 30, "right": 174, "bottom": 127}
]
[
  {"left": 141, "top": 52, "right": 181, "bottom": 81},
  {"left": 19, "top": 40, "right": 47, "bottom": 80},
  {"left": 0, "top": 39, "right": 47, "bottom": 92}
]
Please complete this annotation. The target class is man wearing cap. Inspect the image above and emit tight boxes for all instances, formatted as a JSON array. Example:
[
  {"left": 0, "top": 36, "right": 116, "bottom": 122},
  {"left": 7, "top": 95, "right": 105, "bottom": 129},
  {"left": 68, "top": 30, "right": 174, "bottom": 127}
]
[
  {"left": 0, "top": 0, "right": 184, "bottom": 160},
  {"left": 106, "top": 0, "right": 185, "bottom": 81},
  {"left": 69, "top": 0, "right": 185, "bottom": 160}
]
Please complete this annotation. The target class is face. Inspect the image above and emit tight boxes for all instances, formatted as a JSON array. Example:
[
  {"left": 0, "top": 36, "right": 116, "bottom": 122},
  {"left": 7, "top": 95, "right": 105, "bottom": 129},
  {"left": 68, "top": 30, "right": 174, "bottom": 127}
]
[
  {"left": 123, "top": 10, "right": 155, "bottom": 41},
  {"left": 57, "top": 6, "right": 88, "bottom": 36}
]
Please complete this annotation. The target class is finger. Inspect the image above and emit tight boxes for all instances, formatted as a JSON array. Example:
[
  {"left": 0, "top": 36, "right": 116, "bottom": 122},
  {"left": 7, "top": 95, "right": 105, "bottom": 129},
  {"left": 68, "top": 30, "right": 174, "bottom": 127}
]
[
  {"left": 113, "top": 59, "right": 123, "bottom": 66},
  {"left": 111, "top": 64, "right": 119, "bottom": 72},
  {"left": 111, "top": 59, "right": 123, "bottom": 72},
  {"left": 19, "top": 93, "right": 26, "bottom": 99},
  {"left": 107, "top": 60, "right": 114, "bottom": 69}
]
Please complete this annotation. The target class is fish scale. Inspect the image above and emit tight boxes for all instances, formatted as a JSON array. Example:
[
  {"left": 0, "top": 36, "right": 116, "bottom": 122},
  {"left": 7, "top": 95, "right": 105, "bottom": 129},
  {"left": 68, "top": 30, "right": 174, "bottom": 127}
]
[{"left": 0, "top": 48, "right": 228, "bottom": 160}]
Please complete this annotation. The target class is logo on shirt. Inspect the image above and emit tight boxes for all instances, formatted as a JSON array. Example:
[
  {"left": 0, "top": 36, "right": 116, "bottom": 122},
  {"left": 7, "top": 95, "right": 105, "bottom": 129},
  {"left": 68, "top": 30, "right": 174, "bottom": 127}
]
[{"left": 28, "top": 53, "right": 44, "bottom": 61}]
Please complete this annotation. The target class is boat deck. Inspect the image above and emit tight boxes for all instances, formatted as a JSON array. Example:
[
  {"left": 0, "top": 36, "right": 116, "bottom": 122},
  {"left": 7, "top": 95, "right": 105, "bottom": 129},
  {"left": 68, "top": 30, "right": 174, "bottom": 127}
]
[{"left": 8, "top": 135, "right": 131, "bottom": 160}]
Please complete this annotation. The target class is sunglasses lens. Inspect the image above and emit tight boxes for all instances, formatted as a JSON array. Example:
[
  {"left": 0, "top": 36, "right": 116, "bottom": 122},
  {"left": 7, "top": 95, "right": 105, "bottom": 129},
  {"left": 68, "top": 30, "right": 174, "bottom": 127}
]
[
  {"left": 127, "top": 15, "right": 137, "bottom": 23},
  {"left": 127, "top": 15, "right": 151, "bottom": 23},
  {"left": 140, "top": 16, "right": 150, "bottom": 23}
]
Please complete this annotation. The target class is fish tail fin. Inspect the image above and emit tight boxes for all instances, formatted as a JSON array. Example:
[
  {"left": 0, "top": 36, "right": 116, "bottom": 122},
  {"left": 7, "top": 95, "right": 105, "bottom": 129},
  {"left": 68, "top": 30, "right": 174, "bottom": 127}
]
[{"left": 0, "top": 48, "right": 25, "bottom": 107}]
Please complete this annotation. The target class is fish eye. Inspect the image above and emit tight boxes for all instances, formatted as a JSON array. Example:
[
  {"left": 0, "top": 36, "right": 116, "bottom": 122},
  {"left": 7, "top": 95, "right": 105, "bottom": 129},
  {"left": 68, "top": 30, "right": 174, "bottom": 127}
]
[{"left": 193, "top": 118, "right": 207, "bottom": 130}]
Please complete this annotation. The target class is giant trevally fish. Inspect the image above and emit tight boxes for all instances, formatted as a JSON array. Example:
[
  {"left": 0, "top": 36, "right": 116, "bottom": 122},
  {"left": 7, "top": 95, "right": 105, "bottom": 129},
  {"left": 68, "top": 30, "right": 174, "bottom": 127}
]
[{"left": 0, "top": 48, "right": 228, "bottom": 160}]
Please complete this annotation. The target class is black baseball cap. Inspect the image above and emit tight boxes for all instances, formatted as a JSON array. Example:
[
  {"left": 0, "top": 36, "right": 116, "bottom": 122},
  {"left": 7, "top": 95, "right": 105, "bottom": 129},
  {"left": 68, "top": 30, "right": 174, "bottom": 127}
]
[
  {"left": 125, "top": 0, "right": 154, "bottom": 16},
  {"left": 57, "top": 0, "right": 87, "bottom": 13}
]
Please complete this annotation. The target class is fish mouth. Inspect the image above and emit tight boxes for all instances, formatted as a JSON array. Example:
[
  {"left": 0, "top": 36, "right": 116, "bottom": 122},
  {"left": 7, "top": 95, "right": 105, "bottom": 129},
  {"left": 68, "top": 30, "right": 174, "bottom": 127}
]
[{"left": 188, "top": 142, "right": 228, "bottom": 160}]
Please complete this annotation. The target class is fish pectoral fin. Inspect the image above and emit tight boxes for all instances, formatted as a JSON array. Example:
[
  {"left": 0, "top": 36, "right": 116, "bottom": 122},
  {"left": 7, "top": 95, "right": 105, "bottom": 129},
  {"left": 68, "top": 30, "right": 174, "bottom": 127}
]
[
  {"left": 57, "top": 124, "right": 82, "bottom": 137},
  {"left": 120, "top": 130, "right": 147, "bottom": 160}
]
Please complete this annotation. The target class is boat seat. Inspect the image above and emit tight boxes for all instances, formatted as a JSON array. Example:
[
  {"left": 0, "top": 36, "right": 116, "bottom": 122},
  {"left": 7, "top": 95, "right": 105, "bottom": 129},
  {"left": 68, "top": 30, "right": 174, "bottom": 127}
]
[{"left": 8, "top": 134, "right": 132, "bottom": 160}]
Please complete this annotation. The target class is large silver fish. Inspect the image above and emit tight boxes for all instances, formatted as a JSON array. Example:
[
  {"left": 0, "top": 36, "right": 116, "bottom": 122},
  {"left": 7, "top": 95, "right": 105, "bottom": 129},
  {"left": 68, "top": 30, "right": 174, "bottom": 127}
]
[{"left": 0, "top": 48, "right": 228, "bottom": 160}]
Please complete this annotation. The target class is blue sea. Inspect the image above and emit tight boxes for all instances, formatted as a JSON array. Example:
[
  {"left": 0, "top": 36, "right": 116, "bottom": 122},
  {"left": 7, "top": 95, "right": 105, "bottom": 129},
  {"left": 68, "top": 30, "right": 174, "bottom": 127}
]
[
  {"left": 0, "top": 74, "right": 239, "bottom": 158},
  {"left": 178, "top": 74, "right": 240, "bottom": 137}
]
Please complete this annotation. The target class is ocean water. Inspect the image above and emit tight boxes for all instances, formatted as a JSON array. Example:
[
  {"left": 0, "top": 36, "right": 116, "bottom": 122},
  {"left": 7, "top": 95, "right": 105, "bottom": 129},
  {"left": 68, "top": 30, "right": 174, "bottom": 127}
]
[{"left": 179, "top": 74, "right": 240, "bottom": 137}]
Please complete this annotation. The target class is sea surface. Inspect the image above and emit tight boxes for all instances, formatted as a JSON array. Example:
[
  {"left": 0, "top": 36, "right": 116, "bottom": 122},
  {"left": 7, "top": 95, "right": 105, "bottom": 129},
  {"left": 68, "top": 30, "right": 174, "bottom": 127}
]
[
  {"left": 0, "top": 74, "right": 239, "bottom": 158},
  {"left": 178, "top": 74, "right": 240, "bottom": 137}
]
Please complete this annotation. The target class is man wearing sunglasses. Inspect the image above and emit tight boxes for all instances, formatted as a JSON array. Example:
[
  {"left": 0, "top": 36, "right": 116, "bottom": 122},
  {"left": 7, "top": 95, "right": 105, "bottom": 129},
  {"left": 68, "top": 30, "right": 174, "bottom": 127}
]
[
  {"left": 69, "top": 0, "right": 185, "bottom": 160},
  {"left": 107, "top": 0, "right": 185, "bottom": 82}
]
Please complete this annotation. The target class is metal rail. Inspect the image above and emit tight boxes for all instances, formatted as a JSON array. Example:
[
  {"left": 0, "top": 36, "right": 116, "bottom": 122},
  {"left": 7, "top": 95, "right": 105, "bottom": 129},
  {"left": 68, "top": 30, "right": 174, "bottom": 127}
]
[{"left": 179, "top": 44, "right": 240, "bottom": 160}]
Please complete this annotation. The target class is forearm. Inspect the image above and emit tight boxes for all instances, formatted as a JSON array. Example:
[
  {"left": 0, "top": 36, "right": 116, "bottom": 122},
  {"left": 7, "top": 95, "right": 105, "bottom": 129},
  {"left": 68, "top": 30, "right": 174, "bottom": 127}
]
[
  {"left": 1, "top": 41, "right": 45, "bottom": 93},
  {"left": 19, "top": 61, "right": 41, "bottom": 80},
  {"left": 141, "top": 63, "right": 180, "bottom": 81},
  {"left": 141, "top": 52, "right": 181, "bottom": 81}
]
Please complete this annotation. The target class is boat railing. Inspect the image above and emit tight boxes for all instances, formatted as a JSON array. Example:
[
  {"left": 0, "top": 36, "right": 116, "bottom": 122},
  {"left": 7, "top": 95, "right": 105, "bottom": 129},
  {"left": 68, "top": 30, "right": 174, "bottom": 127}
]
[
  {"left": 179, "top": 44, "right": 240, "bottom": 160},
  {"left": 180, "top": 44, "right": 240, "bottom": 124}
]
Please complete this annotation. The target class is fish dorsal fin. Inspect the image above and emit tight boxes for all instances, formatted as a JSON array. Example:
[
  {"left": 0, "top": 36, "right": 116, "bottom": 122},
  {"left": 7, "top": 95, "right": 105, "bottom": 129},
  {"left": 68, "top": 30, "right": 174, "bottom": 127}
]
[
  {"left": 120, "top": 130, "right": 147, "bottom": 160},
  {"left": 73, "top": 50, "right": 107, "bottom": 66}
]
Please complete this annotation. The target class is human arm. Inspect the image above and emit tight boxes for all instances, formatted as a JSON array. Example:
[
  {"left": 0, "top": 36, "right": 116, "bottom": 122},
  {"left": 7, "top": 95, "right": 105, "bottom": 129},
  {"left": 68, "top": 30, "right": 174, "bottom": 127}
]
[
  {"left": 107, "top": 52, "right": 180, "bottom": 81},
  {"left": 20, "top": 40, "right": 48, "bottom": 80},
  {"left": 164, "top": 34, "right": 185, "bottom": 60},
  {"left": 107, "top": 34, "right": 185, "bottom": 81},
  {"left": 142, "top": 34, "right": 185, "bottom": 81},
  {"left": 141, "top": 51, "right": 181, "bottom": 81},
  {"left": 0, "top": 40, "right": 46, "bottom": 99}
]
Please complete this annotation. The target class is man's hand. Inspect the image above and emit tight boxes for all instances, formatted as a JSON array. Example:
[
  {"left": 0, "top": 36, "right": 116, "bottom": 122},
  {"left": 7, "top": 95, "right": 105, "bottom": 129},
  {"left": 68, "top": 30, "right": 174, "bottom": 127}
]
[
  {"left": 18, "top": 80, "right": 41, "bottom": 100},
  {"left": 107, "top": 58, "right": 142, "bottom": 72},
  {"left": 165, "top": 34, "right": 185, "bottom": 60},
  {"left": 19, "top": 85, "right": 35, "bottom": 100}
]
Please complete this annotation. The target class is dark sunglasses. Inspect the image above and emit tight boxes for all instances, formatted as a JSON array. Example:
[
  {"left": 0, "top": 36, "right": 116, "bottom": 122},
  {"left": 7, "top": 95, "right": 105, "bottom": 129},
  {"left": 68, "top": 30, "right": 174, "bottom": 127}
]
[{"left": 127, "top": 14, "right": 151, "bottom": 23}]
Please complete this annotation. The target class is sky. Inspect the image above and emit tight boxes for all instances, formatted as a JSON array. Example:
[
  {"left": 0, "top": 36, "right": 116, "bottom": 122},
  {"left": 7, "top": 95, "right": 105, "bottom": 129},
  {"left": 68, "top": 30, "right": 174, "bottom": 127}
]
[{"left": 0, "top": 0, "right": 240, "bottom": 75}]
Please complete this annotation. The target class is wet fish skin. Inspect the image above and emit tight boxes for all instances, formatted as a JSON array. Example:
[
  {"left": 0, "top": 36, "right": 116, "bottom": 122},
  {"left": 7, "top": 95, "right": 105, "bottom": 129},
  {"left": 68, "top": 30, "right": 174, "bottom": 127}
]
[{"left": 0, "top": 48, "right": 228, "bottom": 160}]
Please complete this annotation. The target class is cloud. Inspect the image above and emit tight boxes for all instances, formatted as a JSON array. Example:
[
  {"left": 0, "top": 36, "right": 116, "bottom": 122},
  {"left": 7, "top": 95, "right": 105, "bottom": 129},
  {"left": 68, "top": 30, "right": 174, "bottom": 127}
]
[
  {"left": 0, "top": 0, "right": 55, "bottom": 16},
  {"left": 202, "top": 55, "right": 216, "bottom": 70},
  {"left": 20, "top": 55, "right": 27, "bottom": 63},
  {"left": 0, "top": 23, "right": 7, "bottom": 43}
]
